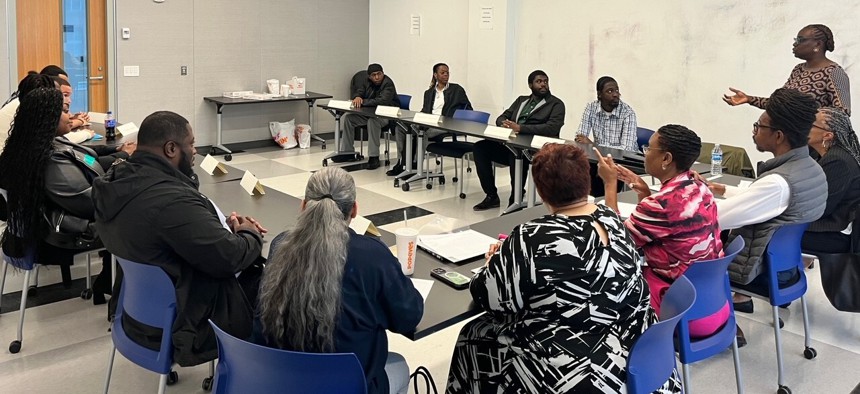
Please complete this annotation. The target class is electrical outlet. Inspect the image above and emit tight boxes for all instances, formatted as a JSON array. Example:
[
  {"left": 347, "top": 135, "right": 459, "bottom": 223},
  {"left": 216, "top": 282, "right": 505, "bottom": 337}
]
[{"left": 181, "top": 66, "right": 187, "bottom": 76}]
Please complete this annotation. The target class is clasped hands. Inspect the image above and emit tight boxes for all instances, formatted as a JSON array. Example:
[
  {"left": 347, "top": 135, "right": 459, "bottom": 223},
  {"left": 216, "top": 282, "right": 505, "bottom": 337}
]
[
  {"left": 228, "top": 211, "right": 269, "bottom": 237},
  {"left": 500, "top": 119, "right": 521, "bottom": 133}
]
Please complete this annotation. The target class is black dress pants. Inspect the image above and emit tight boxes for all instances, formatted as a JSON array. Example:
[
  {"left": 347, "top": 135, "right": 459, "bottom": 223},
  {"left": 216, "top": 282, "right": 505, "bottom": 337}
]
[{"left": 473, "top": 140, "right": 527, "bottom": 201}]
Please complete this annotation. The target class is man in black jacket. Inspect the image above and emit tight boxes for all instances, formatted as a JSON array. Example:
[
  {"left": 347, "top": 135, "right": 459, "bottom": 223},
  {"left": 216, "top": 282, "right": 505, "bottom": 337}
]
[
  {"left": 339, "top": 63, "right": 400, "bottom": 170},
  {"left": 473, "top": 70, "right": 566, "bottom": 211},
  {"left": 92, "top": 111, "right": 266, "bottom": 366}
]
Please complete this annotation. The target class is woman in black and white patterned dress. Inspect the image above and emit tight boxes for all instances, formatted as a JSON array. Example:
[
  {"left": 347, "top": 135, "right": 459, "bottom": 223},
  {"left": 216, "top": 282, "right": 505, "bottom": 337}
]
[{"left": 446, "top": 143, "right": 680, "bottom": 393}]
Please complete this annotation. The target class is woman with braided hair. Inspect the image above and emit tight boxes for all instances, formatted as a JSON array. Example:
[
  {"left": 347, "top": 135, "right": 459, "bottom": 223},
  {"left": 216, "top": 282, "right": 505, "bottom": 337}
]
[
  {"left": 724, "top": 24, "right": 851, "bottom": 116},
  {"left": 596, "top": 124, "right": 726, "bottom": 337},
  {"left": 803, "top": 107, "right": 860, "bottom": 253}
]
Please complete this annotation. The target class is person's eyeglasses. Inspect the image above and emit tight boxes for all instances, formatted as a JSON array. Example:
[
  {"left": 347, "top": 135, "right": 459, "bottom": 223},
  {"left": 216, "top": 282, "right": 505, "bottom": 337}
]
[
  {"left": 641, "top": 145, "right": 665, "bottom": 154},
  {"left": 794, "top": 36, "right": 817, "bottom": 45},
  {"left": 812, "top": 123, "right": 833, "bottom": 133},
  {"left": 753, "top": 122, "right": 779, "bottom": 134}
]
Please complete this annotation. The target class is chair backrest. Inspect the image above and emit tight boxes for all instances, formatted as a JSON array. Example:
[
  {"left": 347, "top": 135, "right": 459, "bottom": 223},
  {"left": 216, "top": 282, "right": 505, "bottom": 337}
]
[
  {"left": 636, "top": 127, "right": 654, "bottom": 152},
  {"left": 349, "top": 70, "right": 366, "bottom": 98},
  {"left": 627, "top": 276, "right": 695, "bottom": 394},
  {"left": 112, "top": 257, "right": 177, "bottom": 374},
  {"left": 764, "top": 222, "right": 810, "bottom": 303},
  {"left": 675, "top": 237, "right": 744, "bottom": 364},
  {"left": 452, "top": 109, "right": 491, "bottom": 125},
  {"left": 397, "top": 94, "right": 411, "bottom": 110},
  {"left": 210, "top": 320, "right": 367, "bottom": 394}
]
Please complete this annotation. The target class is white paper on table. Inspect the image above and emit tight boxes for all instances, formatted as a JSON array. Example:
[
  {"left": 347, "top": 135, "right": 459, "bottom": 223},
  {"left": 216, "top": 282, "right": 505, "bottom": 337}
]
[
  {"left": 616, "top": 202, "right": 638, "bottom": 219},
  {"left": 117, "top": 122, "right": 139, "bottom": 142},
  {"left": 483, "top": 125, "right": 513, "bottom": 140},
  {"left": 737, "top": 180, "right": 753, "bottom": 189},
  {"left": 349, "top": 215, "right": 383, "bottom": 237},
  {"left": 88, "top": 112, "right": 107, "bottom": 124},
  {"left": 530, "top": 135, "right": 566, "bottom": 149},
  {"left": 411, "top": 113, "right": 441, "bottom": 125},
  {"left": 706, "top": 174, "right": 722, "bottom": 182},
  {"left": 375, "top": 105, "right": 401, "bottom": 117},
  {"left": 410, "top": 278, "right": 434, "bottom": 304},
  {"left": 327, "top": 99, "right": 352, "bottom": 110},
  {"left": 200, "top": 154, "right": 228, "bottom": 175},
  {"left": 240, "top": 171, "right": 265, "bottom": 196}
]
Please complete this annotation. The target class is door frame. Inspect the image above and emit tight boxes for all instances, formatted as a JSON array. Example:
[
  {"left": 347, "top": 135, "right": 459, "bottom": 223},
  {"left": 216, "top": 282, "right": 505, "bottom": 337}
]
[{"left": 4, "top": 0, "right": 118, "bottom": 115}]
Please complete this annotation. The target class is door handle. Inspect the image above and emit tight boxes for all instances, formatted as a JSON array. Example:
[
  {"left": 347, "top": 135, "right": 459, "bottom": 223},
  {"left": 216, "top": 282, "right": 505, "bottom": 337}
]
[{"left": 88, "top": 76, "right": 104, "bottom": 80}]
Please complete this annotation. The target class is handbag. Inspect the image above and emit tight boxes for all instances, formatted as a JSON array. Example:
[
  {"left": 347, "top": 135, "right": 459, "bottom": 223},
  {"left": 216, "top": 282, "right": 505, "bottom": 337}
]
[
  {"left": 817, "top": 253, "right": 860, "bottom": 312},
  {"left": 409, "top": 366, "right": 438, "bottom": 394}
]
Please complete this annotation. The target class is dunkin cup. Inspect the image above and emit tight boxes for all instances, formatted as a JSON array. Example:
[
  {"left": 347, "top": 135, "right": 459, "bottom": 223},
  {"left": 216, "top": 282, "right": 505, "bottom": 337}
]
[{"left": 395, "top": 227, "right": 419, "bottom": 275}]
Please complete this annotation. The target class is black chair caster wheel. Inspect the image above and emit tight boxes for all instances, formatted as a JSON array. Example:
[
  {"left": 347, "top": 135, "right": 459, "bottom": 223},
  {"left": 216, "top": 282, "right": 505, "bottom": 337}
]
[
  {"left": 459, "top": 193, "right": 466, "bottom": 199},
  {"left": 81, "top": 289, "right": 93, "bottom": 300},
  {"left": 355, "top": 153, "right": 364, "bottom": 161},
  {"left": 167, "top": 370, "right": 179, "bottom": 385},
  {"left": 202, "top": 376, "right": 213, "bottom": 391},
  {"left": 777, "top": 385, "right": 792, "bottom": 394},
  {"left": 803, "top": 347, "right": 817, "bottom": 359},
  {"left": 439, "top": 177, "right": 446, "bottom": 185},
  {"left": 321, "top": 144, "right": 327, "bottom": 150},
  {"left": 394, "top": 179, "right": 400, "bottom": 188},
  {"left": 384, "top": 160, "right": 391, "bottom": 166},
  {"left": 425, "top": 183, "right": 433, "bottom": 190},
  {"left": 225, "top": 154, "right": 232, "bottom": 162},
  {"left": 322, "top": 159, "right": 328, "bottom": 167},
  {"left": 466, "top": 168, "right": 472, "bottom": 173},
  {"left": 453, "top": 176, "right": 459, "bottom": 183},
  {"left": 27, "top": 286, "right": 37, "bottom": 297},
  {"left": 402, "top": 183, "right": 410, "bottom": 192},
  {"left": 9, "top": 340, "right": 21, "bottom": 353}
]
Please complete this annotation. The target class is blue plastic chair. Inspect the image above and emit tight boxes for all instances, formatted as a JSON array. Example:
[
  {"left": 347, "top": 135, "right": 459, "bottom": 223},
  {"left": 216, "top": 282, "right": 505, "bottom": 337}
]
[
  {"left": 677, "top": 237, "right": 745, "bottom": 394},
  {"left": 636, "top": 127, "right": 654, "bottom": 153},
  {"left": 104, "top": 258, "right": 215, "bottom": 393},
  {"left": 209, "top": 320, "right": 367, "bottom": 394},
  {"left": 732, "top": 222, "right": 815, "bottom": 394},
  {"left": 425, "top": 109, "right": 492, "bottom": 198},
  {"left": 627, "top": 276, "right": 696, "bottom": 394}
]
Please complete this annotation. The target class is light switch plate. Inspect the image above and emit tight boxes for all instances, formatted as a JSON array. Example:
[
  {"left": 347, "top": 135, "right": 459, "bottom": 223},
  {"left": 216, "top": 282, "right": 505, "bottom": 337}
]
[
  {"left": 121, "top": 28, "right": 130, "bottom": 39},
  {"left": 123, "top": 66, "right": 140, "bottom": 77}
]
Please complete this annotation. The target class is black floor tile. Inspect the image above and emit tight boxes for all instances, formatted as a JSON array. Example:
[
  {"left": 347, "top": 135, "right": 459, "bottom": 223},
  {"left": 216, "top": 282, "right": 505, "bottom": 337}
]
[{"left": 365, "top": 206, "right": 433, "bottom": 227}]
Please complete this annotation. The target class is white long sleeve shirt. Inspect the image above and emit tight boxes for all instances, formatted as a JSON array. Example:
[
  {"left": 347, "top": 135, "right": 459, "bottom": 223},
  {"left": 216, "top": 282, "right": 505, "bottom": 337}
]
[{"left": 717, "top": 174, "right": 790, "bottom": 230}]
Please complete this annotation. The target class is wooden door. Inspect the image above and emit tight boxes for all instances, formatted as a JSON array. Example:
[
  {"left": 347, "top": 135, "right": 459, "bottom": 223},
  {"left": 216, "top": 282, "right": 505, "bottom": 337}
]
[
  {"left": 17, "top": 0, "right": 63, "bottom": 80},
  {"left": 87, "top": 0, "right": 108, "bottom": 112}
]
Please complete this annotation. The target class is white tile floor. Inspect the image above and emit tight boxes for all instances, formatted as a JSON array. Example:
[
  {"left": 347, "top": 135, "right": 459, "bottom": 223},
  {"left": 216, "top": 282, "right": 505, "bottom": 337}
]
[{"left": 2, "top": 141, "right": 859, "bottom": 393}]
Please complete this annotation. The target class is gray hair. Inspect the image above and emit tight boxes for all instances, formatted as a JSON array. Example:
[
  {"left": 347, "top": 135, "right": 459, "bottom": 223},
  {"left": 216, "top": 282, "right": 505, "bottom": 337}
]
[
  {"left": 821, "top": 107, "right": 860, "bottom": 166},
  {"left": 257, "top": 167, "right": 356, "bottom": 351}
]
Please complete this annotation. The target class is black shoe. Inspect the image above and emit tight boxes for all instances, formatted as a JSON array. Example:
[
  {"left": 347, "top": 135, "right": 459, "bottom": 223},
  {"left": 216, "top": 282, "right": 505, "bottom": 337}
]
[
  {"left": 736, "top": 324, "right": 747, "bottom": 348},
  {"left": 93, "top": 292, "right": 107, "bottom": 305},
  {"left": 366, "top": 156, "right": 381, "bottom": 170},
  {"left": 734, "top": 300, "right": 754, "bottom": 314},
  {"left": 331, "top": 153, "right": 358, "bottom": 163},
  {"left": 386, "top": 164, "right": 404, "bottom": 176},
  {"left": 473, "top": 195, "right": 500, "bottom": 211}
]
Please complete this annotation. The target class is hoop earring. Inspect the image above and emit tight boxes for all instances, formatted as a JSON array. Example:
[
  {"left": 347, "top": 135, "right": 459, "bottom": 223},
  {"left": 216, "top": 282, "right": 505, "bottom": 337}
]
[
  {"left": 814, "top": 48, "right": 819, "bottom": 52},
  {"left": 661, "top": 165, "right": 667, "bottom": 170}
]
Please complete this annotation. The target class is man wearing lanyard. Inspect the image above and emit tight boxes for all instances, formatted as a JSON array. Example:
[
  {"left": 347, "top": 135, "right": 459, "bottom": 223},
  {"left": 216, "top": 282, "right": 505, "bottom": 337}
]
[{"left": 472, "top": 70, "right": 566, "bottom": 211}]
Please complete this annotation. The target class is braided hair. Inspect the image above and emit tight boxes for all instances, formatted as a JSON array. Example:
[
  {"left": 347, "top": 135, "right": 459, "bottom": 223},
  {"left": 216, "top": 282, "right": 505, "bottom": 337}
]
[
  {"left": 0, "top": 88, "right": 64, "bottom": 245},
  {"left": 656, "top": 124, "right": 702, "bottom": 171},
  {"left": 429, "top": 62, "right": 447, "bottom": 89},
  {"left": 596, "top": 76, "right": 616, "bottom": 92},
  {"left": 766, "top": 88, "right": 819, "bottom": 149},
  {"left": 806, "top": 24, "right": 835, "bottom": 52},
  {"left": 820, "top": 107, "right": 860, "bottom": 165}
]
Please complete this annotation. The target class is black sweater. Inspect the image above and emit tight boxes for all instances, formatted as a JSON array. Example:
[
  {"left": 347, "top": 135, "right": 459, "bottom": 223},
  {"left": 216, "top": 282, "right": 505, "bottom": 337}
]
[
  {"left": 808, "top": 145, "right": 860, "bottom": 233},
  {"left": 495, "top": 94, "right": 566, "bottom": 137}
]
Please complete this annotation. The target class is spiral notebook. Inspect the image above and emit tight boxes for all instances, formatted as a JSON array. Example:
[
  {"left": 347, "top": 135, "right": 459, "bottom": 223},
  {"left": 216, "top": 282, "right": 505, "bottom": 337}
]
[{"left": 417, "top": 230, "right": 499, "bottom": 264}]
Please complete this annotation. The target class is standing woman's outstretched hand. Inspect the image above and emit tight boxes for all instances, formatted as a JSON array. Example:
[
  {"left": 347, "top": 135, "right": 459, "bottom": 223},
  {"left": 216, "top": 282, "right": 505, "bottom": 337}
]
[{"left": 722, "top": 87, "right": 750, "bottom": 106}]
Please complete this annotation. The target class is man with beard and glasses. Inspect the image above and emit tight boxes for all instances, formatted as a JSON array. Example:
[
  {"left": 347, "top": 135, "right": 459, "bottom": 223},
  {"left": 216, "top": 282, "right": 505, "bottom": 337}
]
[
  {"left": 472, "top": 70, "right": 565, "bottom": 211},
  {"left": 575, "top": 76, "right": 638, "bottom": 152},
  {"left": 92, "top": 111, "right": 267, "bottom": 367}
]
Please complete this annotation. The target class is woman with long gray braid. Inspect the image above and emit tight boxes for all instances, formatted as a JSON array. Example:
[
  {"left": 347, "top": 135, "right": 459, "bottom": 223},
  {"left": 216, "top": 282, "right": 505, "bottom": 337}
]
[
  {"left": 255, "top": 167, "right": 423, "bottom": 394},
  {"left": 803, "top": 107, "right": 860, "bottom": 253}
]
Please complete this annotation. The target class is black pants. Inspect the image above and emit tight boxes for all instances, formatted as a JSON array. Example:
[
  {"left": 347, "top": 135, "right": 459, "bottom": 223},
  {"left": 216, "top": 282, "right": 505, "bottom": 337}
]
[
  {"left": 801, "top": 231, "right": 851, "bottom": 254},
  {"left": 473, "top": 140, "right": 528, "bottom": 201}
]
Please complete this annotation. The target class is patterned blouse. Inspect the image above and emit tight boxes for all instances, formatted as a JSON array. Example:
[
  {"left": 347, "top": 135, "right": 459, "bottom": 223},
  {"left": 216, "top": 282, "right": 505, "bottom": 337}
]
[
  {"left": 626, "top": 171, "right": 723, "bottom": 281},
  {"left": 749, "top": 63, "right": 851, "bottom": 116},
  {"left": 461, "top": 205, "right": 679, "bottom": 393}
]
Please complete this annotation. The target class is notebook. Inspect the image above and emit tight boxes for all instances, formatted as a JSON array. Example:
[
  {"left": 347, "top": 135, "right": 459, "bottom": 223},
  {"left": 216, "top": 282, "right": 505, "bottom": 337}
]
[{"left": 417, "top": 230, "right": 499, "bottom": 264}]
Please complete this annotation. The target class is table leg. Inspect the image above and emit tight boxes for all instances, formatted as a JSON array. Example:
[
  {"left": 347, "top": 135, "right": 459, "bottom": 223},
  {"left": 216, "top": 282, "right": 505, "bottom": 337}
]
[
  {"left": 503, "top": 147, "right": 527, "bottom": 214},
  {"left": 212, "top": 104, "right": 233, "bottom": 159},
  {"left": 307, "top": 100, "right": 326, "bottom": 148},
  {"left": 322, "top": 110, "right": 358, "bottom": 165},
  {"left": 394, "top": 124, "right": 416, "bottom": 188},
  {"left": 403, "top": 125, "right": 443, "bottom": 188}
]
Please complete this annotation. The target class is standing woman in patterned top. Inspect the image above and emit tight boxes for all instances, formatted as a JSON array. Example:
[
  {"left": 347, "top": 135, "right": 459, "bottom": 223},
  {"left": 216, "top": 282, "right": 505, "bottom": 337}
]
[
  {"left": 446, "top": 143, "right": 680, "bottom": 393},
  {"left": 723, "top": 24, "right": 851, "bottom": 116}
]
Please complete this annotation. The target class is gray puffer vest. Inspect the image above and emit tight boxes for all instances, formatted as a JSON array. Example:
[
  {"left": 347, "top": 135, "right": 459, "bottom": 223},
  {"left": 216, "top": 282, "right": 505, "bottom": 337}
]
[{"left": 728, "top": 147, "right": 827, "bottom": 284}]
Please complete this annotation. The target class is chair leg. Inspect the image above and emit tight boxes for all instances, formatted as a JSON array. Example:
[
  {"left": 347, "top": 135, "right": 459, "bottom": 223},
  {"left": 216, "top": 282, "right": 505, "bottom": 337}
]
[
  {"left": 104, "top": 345, "right": 117, "bottom": 394},
  {"left": 32, "top": 265, "right": 40, "bottom": 288},
  {"left": 158, "top": 373, "right": 168, "bottom": 394},
  {"left": 731, "top": 337, "right": 744, "bottom": 394},
  {"left": 11, "top": 269, "right": 33, "bottom": 352},
  {"left": 458, "top": 157, "right": 466, "bottom": 198},
  {"left": 682, "top": 362, "right": 692, "bottom": 394},
  {"left": 86, "top": 253, "right": 93, "bottom": 294},
  {"left": 771, "top": 305, "right": 786, "bottom": 389},
  {"left": 801, "top": 295, "right": 812, "bottom": 349},
  {"left": 0, "top": 259, "right": 8, "bottom": 311}
]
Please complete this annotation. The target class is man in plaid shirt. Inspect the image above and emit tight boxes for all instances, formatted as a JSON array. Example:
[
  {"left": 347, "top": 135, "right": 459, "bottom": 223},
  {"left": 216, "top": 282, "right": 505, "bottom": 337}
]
[{"left": 575, "top": 76, "right": 638, "bottom": 152}]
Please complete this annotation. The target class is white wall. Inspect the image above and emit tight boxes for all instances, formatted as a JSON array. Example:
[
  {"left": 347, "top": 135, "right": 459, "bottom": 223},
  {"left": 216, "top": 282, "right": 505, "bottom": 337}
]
[
  {"left": 113, "top": 0, "right": 370, "bottom": 146},
  {"left": 370, "top": 0, "right": 860, "bottom": 164}
]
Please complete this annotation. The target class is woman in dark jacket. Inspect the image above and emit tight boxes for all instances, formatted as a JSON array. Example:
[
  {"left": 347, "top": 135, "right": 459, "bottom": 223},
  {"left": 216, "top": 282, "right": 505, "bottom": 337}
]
[{"left": 387, "top": 63, "right": 472, "bottom": 175}]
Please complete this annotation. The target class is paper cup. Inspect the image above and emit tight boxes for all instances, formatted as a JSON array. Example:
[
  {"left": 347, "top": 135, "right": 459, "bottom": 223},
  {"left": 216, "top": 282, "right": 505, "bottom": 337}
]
[
  {"left": 395, "top": 227, "right": 419, "bottom": 275},
  {"left": 281, "top": 84, "right": 291, "bottom": 96}
]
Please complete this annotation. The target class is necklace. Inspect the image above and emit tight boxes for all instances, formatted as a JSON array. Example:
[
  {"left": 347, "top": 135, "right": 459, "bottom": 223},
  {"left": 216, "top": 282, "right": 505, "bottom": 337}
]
[{"left": 551, "top": 198, "right": 589, "bottom": 215}]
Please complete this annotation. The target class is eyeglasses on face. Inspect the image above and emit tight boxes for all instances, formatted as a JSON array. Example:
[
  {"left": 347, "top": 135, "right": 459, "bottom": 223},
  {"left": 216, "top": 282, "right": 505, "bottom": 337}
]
[
  {"left": 812, "top": 123, "right": 833, "bottom": 133},
  {"left": 641, "top": 145, "right": 665, "bottom": 154},
  {"left": 753, "top": 121, "right": 779, "bottom": 134}
]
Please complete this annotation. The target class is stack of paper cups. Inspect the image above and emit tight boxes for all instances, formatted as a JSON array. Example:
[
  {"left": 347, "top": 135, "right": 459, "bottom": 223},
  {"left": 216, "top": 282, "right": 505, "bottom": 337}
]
[
  {"left": 281, "top": 84, "right": 290, "bottom": 96},
  {"left": 395, "top": 228, "right": 419, "bottom": 275},
  {"left": 266, "top": 79, "right": 280, "bottom": 94}
]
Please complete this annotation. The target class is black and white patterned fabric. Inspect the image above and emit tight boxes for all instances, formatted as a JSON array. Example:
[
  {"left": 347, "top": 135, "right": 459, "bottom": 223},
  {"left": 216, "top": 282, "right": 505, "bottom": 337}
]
[{"left": 447, "top": 205, "right": 681, "bottom": 393}]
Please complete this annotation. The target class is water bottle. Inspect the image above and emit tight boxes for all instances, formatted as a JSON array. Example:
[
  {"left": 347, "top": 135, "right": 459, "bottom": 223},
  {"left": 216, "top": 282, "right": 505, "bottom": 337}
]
[
  {"left": 711, "top": 144, "right": 723, "bottom": 176},
  {"left": 105, "top": 111, "right": 116, "bottom": 141}
]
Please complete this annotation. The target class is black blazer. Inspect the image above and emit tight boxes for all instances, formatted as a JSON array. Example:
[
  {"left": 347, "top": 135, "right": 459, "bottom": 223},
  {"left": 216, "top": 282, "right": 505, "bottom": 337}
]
[
  {"left": 495, "top": 94, "right": 565, "bottom": 137},
  {"left": 809, "top": 145, "right": 860, "bottom": 233},
  {"left": 421, "top": 83, "right": 471, "bottom": 117}
]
